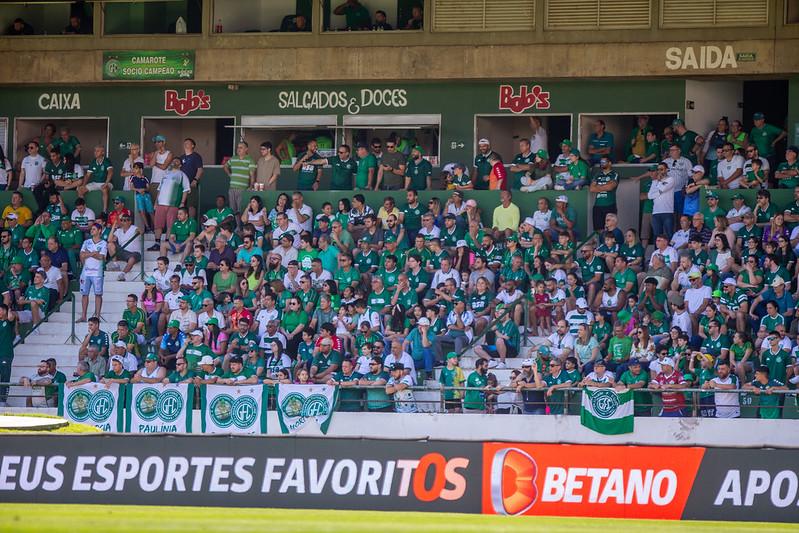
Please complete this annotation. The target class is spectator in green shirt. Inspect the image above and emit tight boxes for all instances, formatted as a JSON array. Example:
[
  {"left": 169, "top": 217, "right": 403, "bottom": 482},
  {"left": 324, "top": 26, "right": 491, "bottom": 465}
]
[
  {"left": 463, "top": 358, "right": 488, "bottom": 412},
  {"left": 223, "top": 141, "right": 256, "bottom": 215},
  {"left": 744, "top": 365, "right": 788, "bottom": 419},
  {"left": 615, "top": 358, "right": 652, "bottom": 416},
  {"left": 750, "top": 112, "right": 787, "bottom": 162},
  {"left": 438, "top": 351, "right": 464, "bottom": 412},
  {"left": 358, "top": 355, "right": 392, "bottom": 412}
]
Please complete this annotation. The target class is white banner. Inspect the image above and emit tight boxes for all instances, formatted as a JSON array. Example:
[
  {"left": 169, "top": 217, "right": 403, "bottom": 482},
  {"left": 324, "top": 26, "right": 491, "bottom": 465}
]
[
  {"left": 126, "top": 383, "right": 193, "bottom": 433},
  {"left": 276, "top": 384, "right": 338, "bottom": 434},
  {"left": 58, "top": 382, "right": 123, "bottom": 432},
  {"left": 201, "top": 384, "right": 267, "bottom": 434}
]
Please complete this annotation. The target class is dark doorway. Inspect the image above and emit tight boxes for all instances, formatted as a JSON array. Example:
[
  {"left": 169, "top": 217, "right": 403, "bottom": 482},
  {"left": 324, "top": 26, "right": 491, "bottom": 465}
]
[{"left": 743, "top": 79, "right": 789, "bottom": 155}]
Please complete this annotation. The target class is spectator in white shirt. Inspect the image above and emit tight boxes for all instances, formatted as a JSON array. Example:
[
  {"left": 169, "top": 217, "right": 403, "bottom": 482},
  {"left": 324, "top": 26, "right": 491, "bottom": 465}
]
[
  {"left": 648, "top": 162, "right": 675, "bottom": 237},
  {"left": 20, "top": 142, "right": 46, "bottom": 189},
  {"left": 717, "top": 142, "right": 745, "bottom": 189}
]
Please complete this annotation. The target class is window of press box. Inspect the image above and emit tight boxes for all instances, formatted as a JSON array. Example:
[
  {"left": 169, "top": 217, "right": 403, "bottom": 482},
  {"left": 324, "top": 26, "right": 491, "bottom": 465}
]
[
  {"left": 787, "top": 1, "right": 799, "bottom": 24},
  {"left": 474, "top": 114, "right": 572, "bottom": 165},
  {"left": 212, "top": 0, "right": 312, "bottom": 33},
  {"left": 578, "top": 113, "right": 679, "bottom": 164},
  {"left": 238, "top": 115, "right": 338, "bottom": 167},
  {"left": 13, "top": 118, "right": 109, "bottom": 165},
  {"left": 1, "top": 1, "right": 93, "bottom": 36},
  {"left": 322, "top": 0, "right": 423, "bottom": 31},
  {"left": 103, "top": 0, "right": 202, "bottom": 35},
  {"left": 343, "top": 114, "right": 440, "bottom": 166},
  {"left": 141, "top": 118, "right": 235, "bottom": 167}
]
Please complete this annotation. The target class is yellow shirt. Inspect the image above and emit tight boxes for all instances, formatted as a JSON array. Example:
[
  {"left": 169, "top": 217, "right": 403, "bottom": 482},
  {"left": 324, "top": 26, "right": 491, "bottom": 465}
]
[
  {"left": 492, "top": 203, "right": 520, "bottom": 232},
  {"left": 376, "top": 206, "right": 400, "bottom": 229},
  {"left": 2, "top": 205, "right": 33, "bottom": 227}
]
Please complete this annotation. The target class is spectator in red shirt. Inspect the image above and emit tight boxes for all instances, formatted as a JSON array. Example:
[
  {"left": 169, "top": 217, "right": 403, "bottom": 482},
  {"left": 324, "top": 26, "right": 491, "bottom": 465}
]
[
  {"left": 649, "top": 357, "right": 689, "bottom": 417},
  {"left": 488, "top": 153, "right": 507, "bottom": 191},
  {"left": 107, "top": 196, "right": 132, "bottom": 226},
  {"left": 315, "top": 322, "right": 343, "bottom": 353}
]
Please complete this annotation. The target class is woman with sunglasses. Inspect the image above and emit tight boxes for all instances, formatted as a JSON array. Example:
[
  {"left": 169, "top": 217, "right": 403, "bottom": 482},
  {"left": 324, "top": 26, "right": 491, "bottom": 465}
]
[{"left": 281, "top": 297, "right": 308, "bottom": 354}]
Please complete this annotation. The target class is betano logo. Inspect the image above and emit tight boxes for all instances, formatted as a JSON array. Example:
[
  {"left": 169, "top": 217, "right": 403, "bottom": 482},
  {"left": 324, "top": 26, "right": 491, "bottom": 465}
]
[{"left": 483, "top": 443, "right": 705, "bottom": 519}]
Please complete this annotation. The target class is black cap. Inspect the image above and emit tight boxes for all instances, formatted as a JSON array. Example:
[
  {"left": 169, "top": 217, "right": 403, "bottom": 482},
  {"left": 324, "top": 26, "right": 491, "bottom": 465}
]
[
  {"left": 594, "top": 359, "right": 606, "bottom": 367},
  {"left": 390, "top": 362, "right": 405, "bottom": 371},
  {"left": 229, "top": 355, "right": 243, "bottom": 365}
]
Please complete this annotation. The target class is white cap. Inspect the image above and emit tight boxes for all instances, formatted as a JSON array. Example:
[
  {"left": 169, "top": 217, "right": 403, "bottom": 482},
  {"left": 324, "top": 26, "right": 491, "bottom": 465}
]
[
  {"left": 456, "top": 240, "right": 467, "bottom": 247},
  {"left": 5, "top": 213, "right": 17, "bottom": 220},
  {"left": 110, "top": 355, "right": 123, "bottom": 364},
  {"left": 199, "top": 355, "right": 215, "bottom": 366},
  {"left": 478, "top": 138, "right": 490, "bottom": 145},
  {"left": 417, "top": 317, "right": 430, "bottom": 326},
  {"left": 523, "top": 217, "right": 535, "bottom": 227},
  {"left": 521, "top": 359, "right": 534, "bottom": 367},
  {"left": 190, "top": 329, "right": 203, "bottom": 337},
  {"left": 465, "top": 199, "right": 477, "bottom": 208},
  {"left": 661, "top": 357, "right": 675, "bottom": 368},
  {"left": 556, "top": 195, "right": 568, "bottom": 203},
  {"left": 320, "top": 337, "right": 333, "bottom": 346},
  {"left": 723, "top": 278, "right": 737, "bottom": 286},
  {"left": 114, "top": 340, "right": 127, "bottom": 348},
  {"left": 575, "top": 297, "right": 588, "bottom": 309},
  {"left": 203, "top": 219, "right": 218, "bottom": 226},
  {"left": 692, "top": 165, "right": 705, "bottom": 174}
]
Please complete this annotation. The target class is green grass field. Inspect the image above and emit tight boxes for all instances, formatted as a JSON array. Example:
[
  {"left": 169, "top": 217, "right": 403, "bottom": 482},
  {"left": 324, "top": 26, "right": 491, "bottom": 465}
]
[{"left": 0, "top": 505, "right": 792, "bottom": 533}]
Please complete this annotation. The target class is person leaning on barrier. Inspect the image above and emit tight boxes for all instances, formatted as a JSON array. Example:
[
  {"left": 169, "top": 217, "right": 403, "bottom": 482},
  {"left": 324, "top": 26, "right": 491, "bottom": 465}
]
[
  {"left": 744, "top": 365, "right": 788, "bottom": 419},
  {"left": 385, "top": 362, "right": 417, "bottom": 413},
  {"left": 66, "top": 360, "right": 96, "bottom": 388},
  {"left": 327, "top": 358, "right": 363, "bottom": 412},
  {"left": 102, "top": 355, "right": 131, "bottom": 385},
  {"left": 132, "top": 353, "right": 167, "bottom": 384},
  {"left": 163, "top": 357, "right": 194, "bottom": 384},
  {"left": 218, "top": 355, "right": 258, "bottom": 385}
]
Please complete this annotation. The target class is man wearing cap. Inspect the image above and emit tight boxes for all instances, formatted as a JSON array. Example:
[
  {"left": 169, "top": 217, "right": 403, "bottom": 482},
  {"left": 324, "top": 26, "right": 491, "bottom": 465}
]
[
  {"left": 750, "top": 112, "right": 787, "bottom": 170},
  {"left": 683, "top": 269, "right": 711, "bottom": 332},
  {"left": 473, "top": 138, "right": 498, "bottom": 191},
  {"left": 132, "top": 353, "right": 166, "bottom": 384},
  {"left": 509, "top": 139, "right": 535, "bottom": 190},
  {"left": 404, "top": 146, "right": 432, "bottom": 191},
  {"left": 111, "top": 340, "right": 138, "bottom": 373},
  {"left": 385, "top": 362, "right": 417, "bottom": 413},
  {"left": 725, "top": 193, "right": 751, "bottom": 233},
  {"left": 169, "top": 295, "right": 198, "bottom": 335},
  {"left": 101, "top": 355, "right": 131, "bottom": 385},
  {"left": 193, "top": 355, "right": 223, "bottom": 385},
  {"left": 616, "top": 359, "right": 652, "bottom": 416},
  {"left": 520, "top": 149, "right": 553, "bottom": 192},
  {"left": 649, "top": 357, "right": 688, "bottom": 416},
  {"left": 514, "top": 358, "right": 546, "bottom": 414},
  {"left": 108, "top": 210, "right": 141, "bottom": 282},
  {"left": 565, "top": 298, "right": 593, "bottom": 336},
  {"left": 589, "top": 158, "right": 619, "bottom": 232},
  {"left": 553, "top": 139, "right": 574, "bottom": 185},
  {"left": 719, "top": 277, "right": 749, "bottom": 333},
  {"left": 77, "top": 222, "right": 107, "bottom": 323},
  {"left": 682, "top": 164, "right": 708, "bottom": 217},
  {"left": 158, "top": 319, "right": 186, "bottom": 370},
  {"left": 179, "top": 329, "right": 215, "bottom": 373},
  {"left": 587, "top": 120, "right": 614, "bottom": 166},
  {"left": 550, "top": 195, "right": 576, "bottom": 241},
  {"left": 218, "top": 355, "right": 257, "bottom": 385},
  {"left": 535, "top": 357, "right": 577, "bottom": 415},
  {"left": 149, "top": 134, "right": 173, "bottom": 199}
]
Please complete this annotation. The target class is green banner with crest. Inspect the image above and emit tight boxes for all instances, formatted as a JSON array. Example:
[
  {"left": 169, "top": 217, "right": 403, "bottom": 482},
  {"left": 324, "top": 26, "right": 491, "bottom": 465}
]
[
  {"left": 125, "top": 383, "right": 194, "bottom": 433},
  {"left": 103, "top": 50, "right": 195, "bottom": 80},
  {"left": 200, "top": 384, "right": 268, "bottom": 434},
  {"left": 58, "top": 382, "right": 124, "bottom": 432}
]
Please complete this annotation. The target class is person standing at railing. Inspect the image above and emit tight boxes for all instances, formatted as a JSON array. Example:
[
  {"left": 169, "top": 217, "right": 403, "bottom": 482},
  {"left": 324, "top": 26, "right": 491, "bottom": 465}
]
[
  {"left": 0, "top": 304, "right": 16, "bottom": 407},
  {"left": 385, "top": 362, "right": 416, "bottom": 413},
  {"left": 649, "top": 357, "right": 688, "bottom": 417},
  {"left": 744, "top": 366, "right": 788, "bottom": 419},
  {"left": 702, "top": 360, "right": 740, "bottom": 419}
]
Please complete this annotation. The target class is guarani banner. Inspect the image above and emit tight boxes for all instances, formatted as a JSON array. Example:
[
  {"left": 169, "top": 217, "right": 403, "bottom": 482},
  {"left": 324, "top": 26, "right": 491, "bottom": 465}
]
[
  {"left": 580, "top": 388, "right": 634, "bottom": 435},
  {"left": 276, "top": 384, "right": 338, "bottom": 434},
  {"left": 126, "top": 383, "right": 194, "bottom": 434},
  {"left": 200, "top": 384, "right": 268, "bottom": 434},
  {"left": 58, "top": 382, "right": 124, "bottom": 432}
]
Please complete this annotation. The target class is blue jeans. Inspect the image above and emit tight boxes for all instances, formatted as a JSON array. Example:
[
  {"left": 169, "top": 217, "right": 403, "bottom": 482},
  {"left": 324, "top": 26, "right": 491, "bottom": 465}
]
[
  {"left": 413, "top": 348, "right": 434, "bottom": 374},
  {"left": 659, "top": 409, "right": 686, "bottom": 417},
  {"left": 651, "top": 213, "right": 674, "bottom": 239}
]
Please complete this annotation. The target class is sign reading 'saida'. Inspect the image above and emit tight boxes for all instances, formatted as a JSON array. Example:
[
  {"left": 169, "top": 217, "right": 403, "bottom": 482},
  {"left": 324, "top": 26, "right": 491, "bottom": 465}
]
[
  {"left": 498, "top": 85, "right": 551, "bottom": 114},
  {"left": 664, "top": 46, "right": 740, "bottom": 70},
  {"left": 278, "top": 89, "right": 408, "bottom": 114},
  {"left": 164, "top": 89, "right": 211, "bottom": 116},
  {"left": 103, "top": 51, "right": 195, "bottom": 80}
]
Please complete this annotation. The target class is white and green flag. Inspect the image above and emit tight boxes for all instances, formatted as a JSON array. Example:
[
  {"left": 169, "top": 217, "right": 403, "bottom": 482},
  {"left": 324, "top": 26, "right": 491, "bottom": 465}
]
[
  {"left": 580, "top": 387, "right": 634, "bottom": 435},
  {"left": 201, "top": 384, "right": 267, "bottom": 434},
  {"left": 126, "top": 383, "right": 193, "bottom": 433},
  {"left": 276, "top": 384, "right": 338, "bottom": 434},
  {"left": 58, "top": 382, "right": 124, "bottom": 432}
]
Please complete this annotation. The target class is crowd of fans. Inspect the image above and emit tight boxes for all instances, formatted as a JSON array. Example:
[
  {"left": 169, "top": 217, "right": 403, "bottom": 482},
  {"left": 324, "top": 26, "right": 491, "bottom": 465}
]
[{"left": 1, "top": 111, "right": 797, "bottom": 419}]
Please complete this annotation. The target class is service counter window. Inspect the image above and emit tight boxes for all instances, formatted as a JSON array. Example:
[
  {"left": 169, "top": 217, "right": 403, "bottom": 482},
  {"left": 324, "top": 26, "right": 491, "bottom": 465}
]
[
  {"left": 578, "top": 113, "right": 679, "bottom": 165},
  {"left": 240, "top": 115, "right": 338, "bottom": 166},
  {"left": 13, "top": 117, "right": 108, "bottom": 165},
  {"left": 0, "top": 1, "right": 93, "bottom": 36},
  {"left": 212, "top": 0, "right": 312, "bottom": 33},
  {"left": 474, "top": 114, "right": 572, "bottom": 164},
  {"left": 343, "top": 114, "right": 440, "bottom": 166},
  {"left": 104, "top": 0, "right": 202, "bottom": 35},
  {"left": 141, "top": 117, "right": 235, "bottom": 167},
  {"left": 323, "top": 0, "right": 423, "bottom": 31}
]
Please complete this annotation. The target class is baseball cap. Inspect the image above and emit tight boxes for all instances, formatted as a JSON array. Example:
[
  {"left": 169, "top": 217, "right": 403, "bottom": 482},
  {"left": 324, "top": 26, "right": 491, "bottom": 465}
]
[
  {"left": 575, "top": 297, "right": 588, "bottom": 309},
  {"left": 5, "top": 213, "right": 17, "bottom": 220},
  {"left": 723, "top": 278, "right": 737, "bottom": 286},
  {"left": 712, "top": 290, "right": 722, "bottom": 298},
  {"left": 412, "top": 145, "right": 425, "bottom": 155},
  {"left": 478, "top": 138, "right": 490, "bottom": 145},
  {"left": 536, "top": 149, "right": 549, "bottom": 160},
  {"left": 648, "top": 164, "right": 658, "bottom": 171},
  {"left": 113, "top": 196, "right": 125, "bottom": 204},
  {"left": 506, "top": 234, "right": 518, "bottom": 243},
  {"left": 556, "top": 195, "right": 568, "bottom": 204},
  {"left": 651, "top": 310, "right": 666, "bottom": 321},
  {"left": 771, "top": 276, "right": 786, "bottom": 287},
  {"left": 446, "top": 352, "right": 458, "bottom": 360},
  {"left": 10, "top": 256, "right": 23, "bottom": 265},
  {"left": 320, "top": 337, "right": 333, "bottom": 346},
  {"left": 190, "top": 329, "right": 203, "bottom": 337},
  {"left": 668, "top": 293, "right": 684, "bottom": 306},
  {"left": 152, "top": 134, "right": 166, "bottom": 143},
  {"left": 753, "top": 112, "right": 765, "bottom": 120},
  {"left": 644, "top": 276, "right": 659, "bottom": 285},
  {"left": 144, "top": 275, "right": 157, "bottom": 285},
  {"left": 731, "top": 193, "right": 744, "bottom": 201},
  {"left": 417, "top": 317, "right": 430, "bottom": 326},
  {"left": 203, "top": 218, "right": 218, "bottom": 226},
  {"left": 114, "top": 340, "right": 127, "bottom": 348},
  {"left": 184, "top": 255, "right": 196, "bottom": 265},
  {"left": 688, "top": 270, "right": 701, "bottom": 279},
  {"left": 617, "top": 309, "right": 632, "bottom": 324},
  {"left": 560, "top": 139, "right": 573, "bottom": 147},
  {"left": 199, "top": 355, "right": 215, "bottom": 366},
  {"left": 521, "top": 358, "right": 533, "bottom": 367},
  {"left": 167, "top": 319, "right": 180, "bottom": 328},
  {"left": 628, "top": 358, "right": 640, "bottom": 366},
  {"left": 206, "top": 317, "right": 219, "bottom": 326},
  {"left": 229, "top": 355, "right": 243, "bottom": 365},
  {"left": 661, "top": 357, "right": 675, "bottom": 368},
  {"left": 706, "top": 263, "right": 719, "bottom": 272},
  {"left": 538, "top": 345, "right": 551, "bottom": 356},
  {"left": 691, "top": 165, "right": 705, "bottom": 174},
  {"left": 571, "top": 149, "right": 581, "bottom": 157},
  {"left": 706, "top": 191, "right": 719, "bottom": 200},
  {"left": 594, "top": 359, "right": 606, "bottom": 367},
  {"left": 390, "top": 362, "right": 405, "bottom": 371},
  {"left": 456, "top": 240, "right": 467, "bottom": 247},
  {"left": 671, "top": 118, "right": 685, "bottom": 127},
  {"left": 145, "top": 353, "right": 157, "bottom": 362},
  {"left": 179, "top": 295, "right": 191, "bottom": 302},
  {"left": 523, "top": 217, "right": 535, "bottom": 227},
  {"left": 384, "top": 233, "right": 397, "bottom": 243},
  {"left": 110, "top": 355, "right": 123, "bottom": 364},
  {"left": 599, "top": 157, "right": 610, "bottom": 165}
]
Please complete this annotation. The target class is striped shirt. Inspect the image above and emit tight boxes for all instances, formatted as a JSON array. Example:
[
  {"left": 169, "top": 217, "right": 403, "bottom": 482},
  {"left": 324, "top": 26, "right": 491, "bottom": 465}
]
[
  {"left": 226, "top": 155, "right": 256, "bottom": 190},
  {"left": 565, "top": 310, "right": 593, "bottom": 336}
]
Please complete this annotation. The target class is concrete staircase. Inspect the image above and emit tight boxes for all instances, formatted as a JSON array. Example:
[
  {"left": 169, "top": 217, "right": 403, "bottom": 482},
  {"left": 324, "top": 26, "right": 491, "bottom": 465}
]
[{"left": 7, "top": 233, "right": 182, "bottom": 406}]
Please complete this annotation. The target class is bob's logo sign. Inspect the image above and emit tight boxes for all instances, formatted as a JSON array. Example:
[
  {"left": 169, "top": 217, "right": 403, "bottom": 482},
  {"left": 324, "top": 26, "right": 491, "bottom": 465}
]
[
  {"left": 498, "top": 85, "right": 550, "bottom": 114},
  {"left": 164, "top": 89, "right": 211, "bottom": 116}
]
